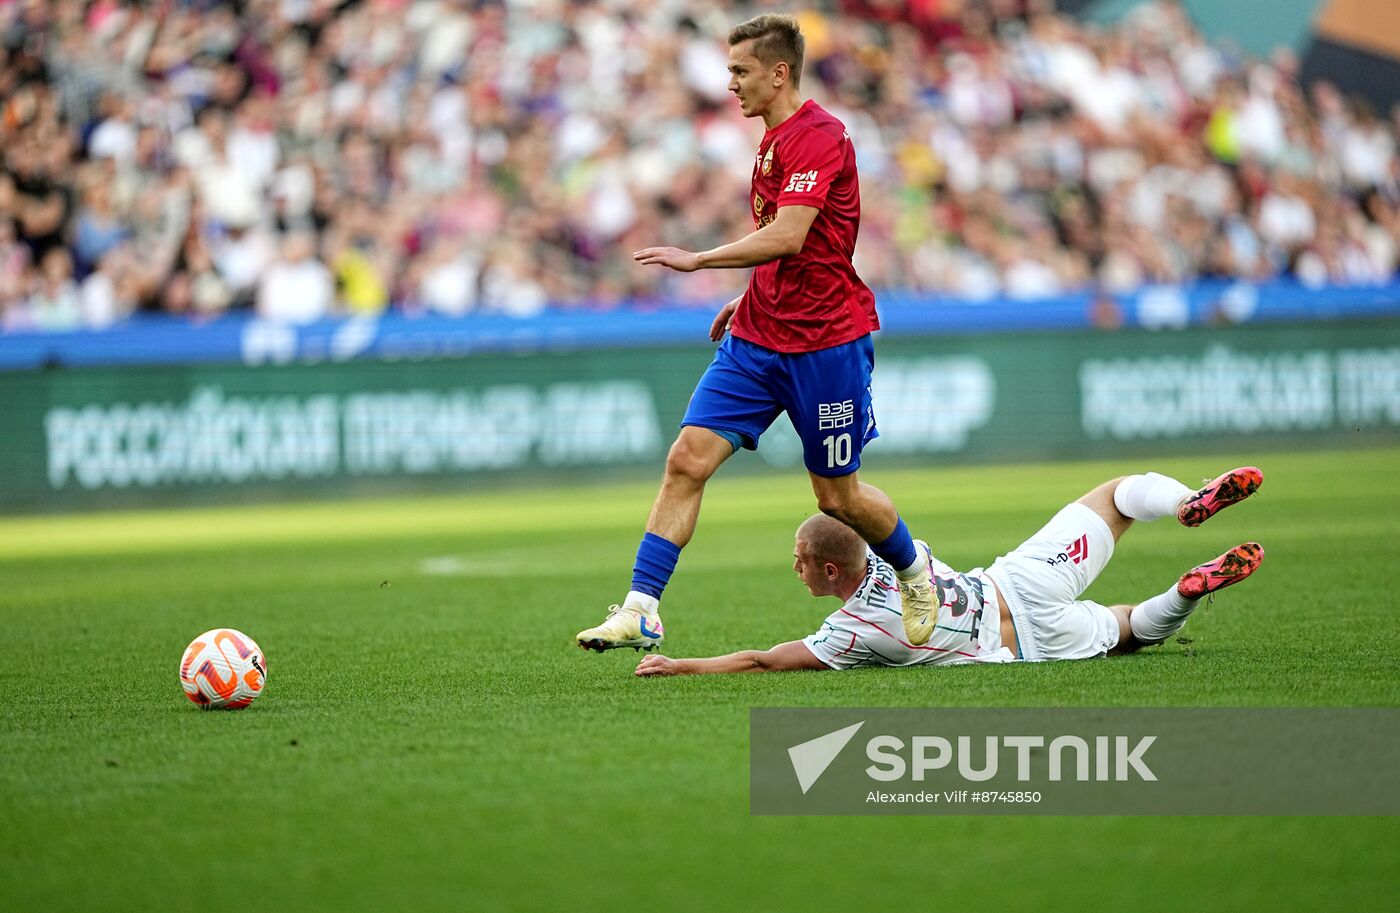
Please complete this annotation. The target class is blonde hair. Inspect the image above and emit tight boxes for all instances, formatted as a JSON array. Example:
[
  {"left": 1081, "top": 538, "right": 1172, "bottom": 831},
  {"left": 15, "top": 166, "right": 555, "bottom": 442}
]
[{"left": 795, "top": 514, "right": 866, "bottom": 575}]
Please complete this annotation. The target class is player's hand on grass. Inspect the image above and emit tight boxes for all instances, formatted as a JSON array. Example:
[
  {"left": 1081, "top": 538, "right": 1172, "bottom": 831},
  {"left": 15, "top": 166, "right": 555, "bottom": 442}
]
[
  {"left": 709, "top": 298, "right": 740, "bottom": 341},
  {"left": 635, "top": 654, "right": 679, "bottom": 676},
  {"left": 633, "top": 247, "right": 701, "bottom": 272}
]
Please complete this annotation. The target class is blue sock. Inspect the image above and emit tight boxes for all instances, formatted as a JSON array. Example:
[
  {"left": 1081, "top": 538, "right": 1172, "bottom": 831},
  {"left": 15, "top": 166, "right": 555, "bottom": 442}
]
[
  {"left": 870, "top": 517, "right": 918, "bottom": 572},
  {"left": 630, "top": 532, "right": 683, "bottom": 600}
]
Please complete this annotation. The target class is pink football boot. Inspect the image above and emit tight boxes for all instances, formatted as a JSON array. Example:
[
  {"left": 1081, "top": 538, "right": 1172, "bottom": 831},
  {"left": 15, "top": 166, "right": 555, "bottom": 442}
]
[
  {"left": 1177, "top": 542, "right": 1265, "bottom": 600},
  {"left": 1177, "top": 467, "right": 1263, "bottom": 527}
]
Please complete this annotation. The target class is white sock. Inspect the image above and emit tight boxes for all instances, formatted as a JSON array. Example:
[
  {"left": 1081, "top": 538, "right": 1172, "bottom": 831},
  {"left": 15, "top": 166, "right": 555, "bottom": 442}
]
[
  {"left": 1129, "top": 585, "right": 1201, "bottom": 644},
  {"left": 895, "top": 550, "right": 928, "bottom": 580},
  {"left": 1113, "top": 472, "right": 1192, "bottom": 522},
  {"left": 623, "top": 591, "right": 660, "bottom": 616}
]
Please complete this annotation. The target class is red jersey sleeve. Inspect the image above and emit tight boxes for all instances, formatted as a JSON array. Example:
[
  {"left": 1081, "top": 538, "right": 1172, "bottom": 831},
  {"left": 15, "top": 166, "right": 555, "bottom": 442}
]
[{"left": 775, "top": 129, "right": 845, "bottom": 210}]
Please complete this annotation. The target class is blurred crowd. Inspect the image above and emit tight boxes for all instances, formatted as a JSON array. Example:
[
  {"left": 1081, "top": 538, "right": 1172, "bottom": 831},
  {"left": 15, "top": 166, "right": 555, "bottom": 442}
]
[{"left": 3, "top": 0, "right": 1400, "bottom": 331}]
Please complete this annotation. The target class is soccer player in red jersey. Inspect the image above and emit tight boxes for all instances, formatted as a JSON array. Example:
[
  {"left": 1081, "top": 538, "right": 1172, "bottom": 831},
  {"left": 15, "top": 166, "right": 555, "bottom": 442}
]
[{"left": 578, "top": 14, "right": 937, "bottom": 653}]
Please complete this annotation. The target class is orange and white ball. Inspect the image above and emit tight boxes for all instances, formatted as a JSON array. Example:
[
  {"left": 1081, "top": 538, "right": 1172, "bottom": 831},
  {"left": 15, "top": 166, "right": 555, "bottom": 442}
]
[{"left": 179, "top": 629, "right": 267, "bottom": 710}]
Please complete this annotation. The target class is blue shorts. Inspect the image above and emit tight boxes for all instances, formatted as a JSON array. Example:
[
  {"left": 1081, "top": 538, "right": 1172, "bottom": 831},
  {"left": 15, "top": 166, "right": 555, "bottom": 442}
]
[{"left": 682, "top": 334, "right": 879, "bottom": 477}]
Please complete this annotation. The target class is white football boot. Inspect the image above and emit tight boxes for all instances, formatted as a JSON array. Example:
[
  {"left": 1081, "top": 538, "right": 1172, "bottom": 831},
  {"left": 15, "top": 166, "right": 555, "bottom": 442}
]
[{"left": 577, "top": 605, "right": 665, "bottom": 653}]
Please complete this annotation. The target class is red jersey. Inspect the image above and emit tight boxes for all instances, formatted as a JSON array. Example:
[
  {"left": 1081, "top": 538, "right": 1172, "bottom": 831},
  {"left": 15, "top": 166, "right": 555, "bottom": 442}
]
[{"left": 728, "top": 99, "right": 879, "bottom": 354}]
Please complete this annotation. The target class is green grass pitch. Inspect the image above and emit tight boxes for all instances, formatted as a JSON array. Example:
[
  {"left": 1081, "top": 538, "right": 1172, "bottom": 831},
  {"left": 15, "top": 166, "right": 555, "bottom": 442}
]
[{"left": 2, "top": 447, "right": 1397, "bottom": 911}]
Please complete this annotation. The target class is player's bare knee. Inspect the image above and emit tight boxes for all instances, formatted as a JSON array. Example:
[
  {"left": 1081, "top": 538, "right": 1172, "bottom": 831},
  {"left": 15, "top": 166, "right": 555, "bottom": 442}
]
[
  {"left": 1078, "top": 477, "right": 1132, "bottom": 540},
  {"left": 1077, "top": 477, "right": 1124, "bottom": 509},
  {"left": 665, "top": 438, "right": 718, "bottom": 485},
  {"left": 1106, "top": 603, "right": 1144, "bottom": 654},
  {"left": 814, "top": 492, "right": 856, "bottom": 526}
]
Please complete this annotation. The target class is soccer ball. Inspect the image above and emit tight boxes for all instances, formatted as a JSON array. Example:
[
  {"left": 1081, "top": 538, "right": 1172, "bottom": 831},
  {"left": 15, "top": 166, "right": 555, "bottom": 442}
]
[{"left": 179, "top": 628, "right": 267, "bottom": 710}]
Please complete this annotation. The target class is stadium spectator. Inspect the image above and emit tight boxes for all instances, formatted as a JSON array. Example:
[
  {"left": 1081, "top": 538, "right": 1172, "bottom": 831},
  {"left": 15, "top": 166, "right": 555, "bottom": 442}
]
[
  {"left": 27, "top": 247, "right": 83, "bottom": 330},
  {"left": 1, "top": 0, "right": 1398, "bottom": 330},
  {"left": 256, "top": 229, "right": 333, "bottom": 323}
]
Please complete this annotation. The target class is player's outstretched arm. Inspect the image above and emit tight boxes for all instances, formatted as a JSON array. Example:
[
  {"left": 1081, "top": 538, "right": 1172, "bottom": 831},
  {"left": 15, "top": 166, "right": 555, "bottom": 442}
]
[
  {"left": 635, "top": 641, "right": 829, "bottom": 676},
  {"left": 633, "top": 205, "right": 821, "bottom": 273}
]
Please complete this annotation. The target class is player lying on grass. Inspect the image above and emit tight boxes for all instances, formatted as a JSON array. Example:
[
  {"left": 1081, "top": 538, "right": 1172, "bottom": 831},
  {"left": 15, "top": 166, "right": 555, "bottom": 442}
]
[{"left": 634, "top": 466, "right": 1264, "bottom": 675}]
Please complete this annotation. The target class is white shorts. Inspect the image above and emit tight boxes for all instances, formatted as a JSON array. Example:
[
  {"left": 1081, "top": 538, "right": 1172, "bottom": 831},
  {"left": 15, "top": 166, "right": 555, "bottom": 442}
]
[{"left": 983, "top": 502, "right": 1122, "bottom": 662}]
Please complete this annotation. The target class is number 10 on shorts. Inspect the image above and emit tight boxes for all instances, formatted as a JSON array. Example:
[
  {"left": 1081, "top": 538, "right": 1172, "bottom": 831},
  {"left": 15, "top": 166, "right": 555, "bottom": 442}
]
[{"left": 823, "top": 434, "right": 852, "bottom": 468}]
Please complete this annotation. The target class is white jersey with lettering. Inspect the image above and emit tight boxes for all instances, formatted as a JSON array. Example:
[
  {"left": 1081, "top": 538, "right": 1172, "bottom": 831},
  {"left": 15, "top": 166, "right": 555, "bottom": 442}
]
[{"left": 802, "top": 541, "right": 1015, "bottom": 669}]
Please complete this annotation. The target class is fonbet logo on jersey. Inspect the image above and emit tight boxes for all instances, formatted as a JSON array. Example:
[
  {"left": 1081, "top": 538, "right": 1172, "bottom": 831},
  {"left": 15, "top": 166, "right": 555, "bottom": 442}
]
[
  {"left": 783, "top": 170, "right": 819, "bottom": 194},
  {"left": 787, "top": 720, "right": 1157, "bottom": 795}
]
